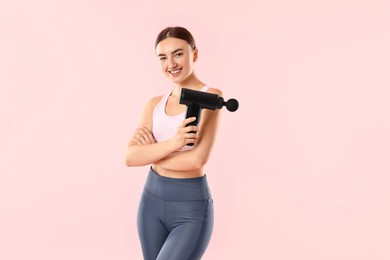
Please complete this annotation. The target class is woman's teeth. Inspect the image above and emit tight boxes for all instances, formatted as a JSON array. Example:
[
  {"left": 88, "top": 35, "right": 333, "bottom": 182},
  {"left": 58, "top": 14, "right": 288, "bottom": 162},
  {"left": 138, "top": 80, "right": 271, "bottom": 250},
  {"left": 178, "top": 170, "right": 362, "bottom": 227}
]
[{"left": 169, "top": 69, "right": 182, "bottom": 74}]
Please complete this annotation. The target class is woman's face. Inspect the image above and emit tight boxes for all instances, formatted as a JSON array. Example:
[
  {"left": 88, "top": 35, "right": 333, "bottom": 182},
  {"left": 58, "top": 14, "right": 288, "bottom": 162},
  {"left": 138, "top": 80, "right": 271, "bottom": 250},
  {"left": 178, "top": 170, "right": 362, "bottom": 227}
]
[{"left": 156, "top": 37, "right": 197, "bottom": 84}]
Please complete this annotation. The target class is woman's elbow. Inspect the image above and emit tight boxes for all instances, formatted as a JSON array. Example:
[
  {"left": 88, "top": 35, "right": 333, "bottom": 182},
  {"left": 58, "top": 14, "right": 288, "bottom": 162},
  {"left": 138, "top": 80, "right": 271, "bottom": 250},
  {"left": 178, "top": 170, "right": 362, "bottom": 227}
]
[
  {"left": 125, "top": 150, "right": 151, "bottom": 167},
  {"left": 124, "top": 149, "right": 139, "bottom": 167},
  {"left": 124, "top": 154, "right": 135, "bottom": 167},
  {"left": 125, "top": 158, "right": 134, "bottom": 167},
  {"left": 125, "top": 157, "right": 145, "bottom": 167}
]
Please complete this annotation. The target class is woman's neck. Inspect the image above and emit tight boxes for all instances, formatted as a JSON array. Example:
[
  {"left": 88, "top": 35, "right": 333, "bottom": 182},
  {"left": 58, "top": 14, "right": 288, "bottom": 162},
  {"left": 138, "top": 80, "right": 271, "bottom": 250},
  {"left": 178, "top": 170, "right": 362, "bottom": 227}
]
[{"left": 171, "top": 74, "right": 205, "bottom": 98}]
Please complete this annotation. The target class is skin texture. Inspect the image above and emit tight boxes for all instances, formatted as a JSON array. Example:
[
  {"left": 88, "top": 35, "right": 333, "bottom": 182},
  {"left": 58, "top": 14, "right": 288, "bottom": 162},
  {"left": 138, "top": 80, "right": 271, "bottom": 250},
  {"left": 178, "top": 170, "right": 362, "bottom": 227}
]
[{"left": 125, "top": 37, "right": 222, "bottom": 178}]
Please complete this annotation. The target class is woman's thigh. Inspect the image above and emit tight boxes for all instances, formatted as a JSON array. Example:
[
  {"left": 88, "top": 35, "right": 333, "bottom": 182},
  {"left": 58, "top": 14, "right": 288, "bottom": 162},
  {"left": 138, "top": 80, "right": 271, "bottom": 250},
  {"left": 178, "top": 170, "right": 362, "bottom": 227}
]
[
  {"left": 157, "top": 199, "right": 214, "bottom": 260},
  {"left": 137, "top": 191, "right": 169, "bottom": 260}
]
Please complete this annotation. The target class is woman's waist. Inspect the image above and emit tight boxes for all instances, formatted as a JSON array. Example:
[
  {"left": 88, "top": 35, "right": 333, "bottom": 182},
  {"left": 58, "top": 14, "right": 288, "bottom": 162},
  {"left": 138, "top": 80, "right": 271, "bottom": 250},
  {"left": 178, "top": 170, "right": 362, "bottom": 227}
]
[
  {"left": 144, "top": 166, "right": 211, "bottom": 201},
  {"left": 151, "top": 165, "right": 204, "bottom": 178}
]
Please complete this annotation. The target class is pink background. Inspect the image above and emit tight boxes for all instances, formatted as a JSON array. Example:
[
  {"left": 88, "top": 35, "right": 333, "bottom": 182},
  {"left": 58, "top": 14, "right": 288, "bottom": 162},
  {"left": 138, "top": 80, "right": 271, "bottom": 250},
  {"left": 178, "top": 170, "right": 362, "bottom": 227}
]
[{"left": 1, "top": 0, "right": 389, "bottom": 259}]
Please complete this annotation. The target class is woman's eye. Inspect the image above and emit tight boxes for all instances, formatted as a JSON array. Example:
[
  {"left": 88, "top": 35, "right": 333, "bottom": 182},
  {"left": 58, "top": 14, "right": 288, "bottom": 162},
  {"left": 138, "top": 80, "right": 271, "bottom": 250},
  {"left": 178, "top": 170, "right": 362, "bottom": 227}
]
[{"left": 159, "top": 57, "right": 166, "bottom": 61}]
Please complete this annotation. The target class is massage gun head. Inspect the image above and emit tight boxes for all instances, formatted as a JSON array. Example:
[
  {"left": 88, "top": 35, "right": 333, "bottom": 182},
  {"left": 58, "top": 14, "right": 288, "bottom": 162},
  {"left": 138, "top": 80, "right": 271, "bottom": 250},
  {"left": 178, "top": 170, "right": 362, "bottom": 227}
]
[
  {"left": 225, "top": 99, "right": 239, "bottom": 112},
  {"left": 180, "top": 88, "right": 239, "bottom": 112}
]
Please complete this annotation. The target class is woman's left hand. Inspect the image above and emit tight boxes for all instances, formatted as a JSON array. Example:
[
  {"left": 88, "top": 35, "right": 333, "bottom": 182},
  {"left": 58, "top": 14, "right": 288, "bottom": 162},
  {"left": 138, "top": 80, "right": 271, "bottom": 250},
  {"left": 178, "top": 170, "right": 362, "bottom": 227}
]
[{"left": 130, "top": 127, "right": 157, "bottom": 145}]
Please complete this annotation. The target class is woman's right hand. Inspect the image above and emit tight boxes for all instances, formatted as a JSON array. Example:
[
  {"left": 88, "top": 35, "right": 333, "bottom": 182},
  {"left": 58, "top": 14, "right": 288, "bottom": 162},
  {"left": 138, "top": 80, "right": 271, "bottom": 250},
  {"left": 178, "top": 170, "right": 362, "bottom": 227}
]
[{"left": 170, "top": 117, "right": 200, "bottom": 151}]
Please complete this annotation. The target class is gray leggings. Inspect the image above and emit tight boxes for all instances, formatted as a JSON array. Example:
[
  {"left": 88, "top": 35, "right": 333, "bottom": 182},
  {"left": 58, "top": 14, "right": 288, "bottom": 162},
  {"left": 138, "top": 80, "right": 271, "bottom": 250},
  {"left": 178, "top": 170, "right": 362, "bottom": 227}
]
[{"left": 137, "top": 167, "right": 214, "bottom": 260}]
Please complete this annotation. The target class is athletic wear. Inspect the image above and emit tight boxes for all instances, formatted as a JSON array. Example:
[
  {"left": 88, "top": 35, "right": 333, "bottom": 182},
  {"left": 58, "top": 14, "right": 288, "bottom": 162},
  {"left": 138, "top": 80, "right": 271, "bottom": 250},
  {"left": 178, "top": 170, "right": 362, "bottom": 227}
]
[
  {"left": 152, "top": 86, "right": 210, "bottom": 152},
  {"left": 137, "top": 166, "right": 214, "bottom": 260}
]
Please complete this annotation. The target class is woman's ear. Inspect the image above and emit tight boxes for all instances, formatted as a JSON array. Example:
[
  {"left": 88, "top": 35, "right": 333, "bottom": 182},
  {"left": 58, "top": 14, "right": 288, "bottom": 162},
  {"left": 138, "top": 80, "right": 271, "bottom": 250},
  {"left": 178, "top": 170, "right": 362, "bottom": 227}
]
[{"left": 193, "top": 48, "right": 198, "bottom": 62}]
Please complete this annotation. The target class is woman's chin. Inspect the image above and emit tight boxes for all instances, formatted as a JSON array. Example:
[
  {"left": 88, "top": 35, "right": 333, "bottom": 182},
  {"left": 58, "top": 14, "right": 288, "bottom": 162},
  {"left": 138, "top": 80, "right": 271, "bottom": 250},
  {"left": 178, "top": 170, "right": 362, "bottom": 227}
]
[
  {"left": 168, "top": 76, "right": 186, "bottom": 84},
  {"left": 165, "top": 71, "right": 194, "bottom": 85}
]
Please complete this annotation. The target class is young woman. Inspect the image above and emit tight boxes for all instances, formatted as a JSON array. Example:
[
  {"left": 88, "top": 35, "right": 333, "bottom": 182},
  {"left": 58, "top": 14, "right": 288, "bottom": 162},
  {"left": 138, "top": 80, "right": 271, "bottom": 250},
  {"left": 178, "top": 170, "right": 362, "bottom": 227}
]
[{"left": 125, "top": 26, "right": 222, "bottom": 260}]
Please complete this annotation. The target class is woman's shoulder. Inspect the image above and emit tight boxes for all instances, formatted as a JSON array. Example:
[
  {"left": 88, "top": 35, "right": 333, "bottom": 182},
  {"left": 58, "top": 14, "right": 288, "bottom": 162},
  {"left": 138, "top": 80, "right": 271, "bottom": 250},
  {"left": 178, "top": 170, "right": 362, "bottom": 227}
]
[
  {"left": 145, "top": 94, "right": 165, "bottom": 110},
  {"left": 137, "top": 94, "right": 165, "bottom": 130},
  {"left": 206, "top": 86, "right": 223, "bottom": 96}
]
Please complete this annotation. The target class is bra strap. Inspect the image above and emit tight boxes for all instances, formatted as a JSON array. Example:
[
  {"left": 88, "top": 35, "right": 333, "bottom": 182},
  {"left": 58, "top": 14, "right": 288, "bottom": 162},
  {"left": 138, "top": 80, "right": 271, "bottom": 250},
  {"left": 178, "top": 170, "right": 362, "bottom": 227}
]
[{"left": 200, "top": 85, "right": 210, "bottom": 92}]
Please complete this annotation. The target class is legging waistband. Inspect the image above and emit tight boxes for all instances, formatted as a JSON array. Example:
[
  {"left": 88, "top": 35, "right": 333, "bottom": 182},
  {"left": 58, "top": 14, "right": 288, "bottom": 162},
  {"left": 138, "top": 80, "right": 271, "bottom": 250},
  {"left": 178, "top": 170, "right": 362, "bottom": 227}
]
[{"left": 144, "top": 166, "right": 212, "bottom": 202}]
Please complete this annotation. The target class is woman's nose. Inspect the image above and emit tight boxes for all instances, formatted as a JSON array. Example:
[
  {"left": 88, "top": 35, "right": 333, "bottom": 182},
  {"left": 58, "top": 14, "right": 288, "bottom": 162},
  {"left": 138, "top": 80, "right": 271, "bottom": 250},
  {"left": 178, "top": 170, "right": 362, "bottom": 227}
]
[{"left": 168, "top": 58, "right": 177, "bottom": 68}]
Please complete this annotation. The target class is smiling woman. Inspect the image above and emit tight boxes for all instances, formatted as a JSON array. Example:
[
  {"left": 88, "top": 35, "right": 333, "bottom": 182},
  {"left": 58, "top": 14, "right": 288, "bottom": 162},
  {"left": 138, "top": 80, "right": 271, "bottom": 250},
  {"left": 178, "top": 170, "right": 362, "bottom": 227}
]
[
  {"left": 124, "top": 26, "right": 222, "bottom": 260},
  {"left": 156, "top": 40, "right": 198, "bottom": 87}
]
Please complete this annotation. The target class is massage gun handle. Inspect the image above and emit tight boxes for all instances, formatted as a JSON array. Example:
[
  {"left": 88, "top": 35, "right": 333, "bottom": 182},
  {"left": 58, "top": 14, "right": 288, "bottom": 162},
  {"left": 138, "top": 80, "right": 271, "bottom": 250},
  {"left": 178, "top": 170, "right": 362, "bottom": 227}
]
[{"left": 185, "top": 103, "right": 202, "bottom": 146}]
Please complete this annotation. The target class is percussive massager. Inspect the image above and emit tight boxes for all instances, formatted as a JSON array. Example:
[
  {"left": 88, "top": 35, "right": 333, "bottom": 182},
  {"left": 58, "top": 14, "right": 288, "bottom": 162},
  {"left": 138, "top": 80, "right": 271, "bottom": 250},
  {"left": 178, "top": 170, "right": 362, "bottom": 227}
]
[{"left": 179, "top": 88, "right": 239, "bottom": 146}]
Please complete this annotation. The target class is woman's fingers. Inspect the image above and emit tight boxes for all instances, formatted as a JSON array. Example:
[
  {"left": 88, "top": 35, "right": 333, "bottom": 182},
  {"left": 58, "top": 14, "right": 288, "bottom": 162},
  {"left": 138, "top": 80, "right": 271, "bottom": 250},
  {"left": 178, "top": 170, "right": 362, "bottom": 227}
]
[
  {"left": 181, "top": 117, "right": 197, "bottom": 127},
  {"left": 184, "top": 125, "right": 198, "bottom": 133},
  {"left": 143, "top": 127, "right": 157, "bottom": 143},
  {"left": 136, "top": 128, "right": 151, "bottom": 143},
  {"left": 134, "top": 127, "right": 157, "bottom": 145},
  {"left": 184, "top": 132, "right": 199, "bottom": 141},
  {"left": 131, "top": 132, "right": 144, "bottom": 144},
  {"left": 140, "top": 127, "right": 157, "bottom": 144}
]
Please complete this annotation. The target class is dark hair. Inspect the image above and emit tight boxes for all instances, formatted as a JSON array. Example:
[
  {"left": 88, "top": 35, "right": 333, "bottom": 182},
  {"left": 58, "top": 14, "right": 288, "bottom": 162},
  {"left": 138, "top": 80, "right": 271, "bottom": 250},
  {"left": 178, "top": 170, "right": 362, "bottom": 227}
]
[{"left": 155, "top": 26, "right": 197, "bottom": 50}]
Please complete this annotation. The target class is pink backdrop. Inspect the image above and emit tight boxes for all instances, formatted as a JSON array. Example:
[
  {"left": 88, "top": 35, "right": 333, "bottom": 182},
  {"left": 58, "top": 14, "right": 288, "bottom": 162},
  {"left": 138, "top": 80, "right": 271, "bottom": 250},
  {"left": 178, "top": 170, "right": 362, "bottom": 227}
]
[{"left": 1, "top": 0, "right": 389, "bottom": 259}]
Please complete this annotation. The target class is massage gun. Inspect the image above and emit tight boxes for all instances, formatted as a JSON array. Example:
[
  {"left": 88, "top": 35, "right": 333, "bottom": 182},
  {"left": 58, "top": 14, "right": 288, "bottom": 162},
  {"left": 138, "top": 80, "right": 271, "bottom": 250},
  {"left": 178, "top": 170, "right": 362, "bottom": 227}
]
[{"left": 179, "top": 88, "right": 239, "bottom": 146}]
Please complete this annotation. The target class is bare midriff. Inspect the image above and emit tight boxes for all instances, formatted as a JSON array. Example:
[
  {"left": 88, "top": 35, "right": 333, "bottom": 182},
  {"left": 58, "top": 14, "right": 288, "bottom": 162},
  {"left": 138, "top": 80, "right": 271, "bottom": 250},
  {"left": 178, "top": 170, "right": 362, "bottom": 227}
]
[{"left": 151, "top": 164, "right": 204, "bottom": 179}]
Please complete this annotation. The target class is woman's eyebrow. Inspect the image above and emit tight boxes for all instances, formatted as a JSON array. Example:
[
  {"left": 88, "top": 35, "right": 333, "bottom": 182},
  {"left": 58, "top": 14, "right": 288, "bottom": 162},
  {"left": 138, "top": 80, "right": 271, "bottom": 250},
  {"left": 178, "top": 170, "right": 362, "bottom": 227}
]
[{"left": 157, "top": 48, "right": 184, "bottom": 57}]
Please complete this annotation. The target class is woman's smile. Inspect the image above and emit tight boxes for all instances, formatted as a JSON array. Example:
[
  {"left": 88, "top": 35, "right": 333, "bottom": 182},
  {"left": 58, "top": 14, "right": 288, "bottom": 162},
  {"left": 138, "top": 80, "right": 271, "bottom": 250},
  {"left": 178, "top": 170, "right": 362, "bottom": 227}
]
[{"left": 169, "top": 68, "right": 183, "bottom": 76}]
